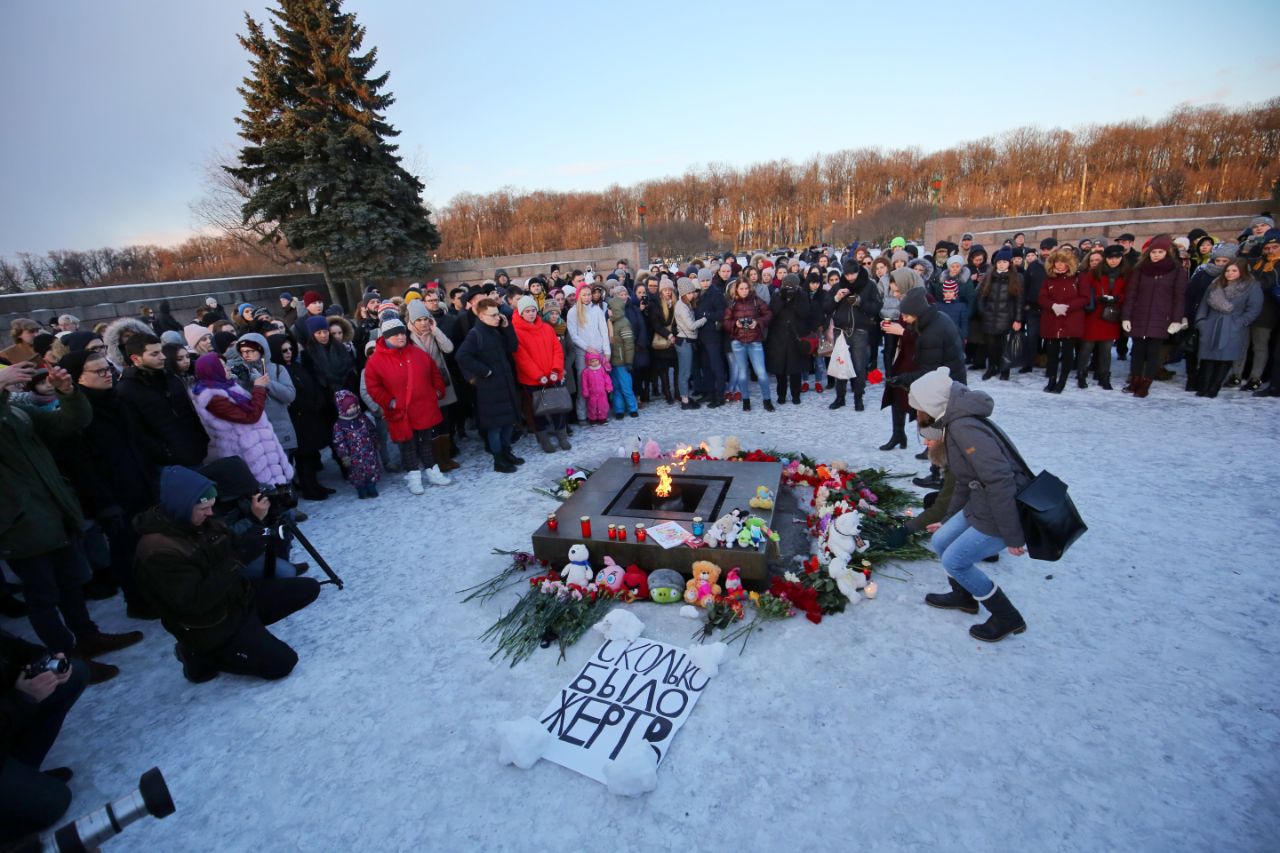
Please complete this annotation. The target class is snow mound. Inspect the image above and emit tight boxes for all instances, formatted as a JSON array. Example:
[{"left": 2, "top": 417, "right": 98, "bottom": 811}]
[
  {"left": 592, "top": 609, "right": 645, "bottom": 642},
  {"left": 604, "top": 740, "right": 659, "bottom": 797},
  {"left": 688, "top": 641, "right": 727, "bottom": 677},
  {"left": 679, "top": 605, "right": 701, "bottom": 619},
  {"left": 497, "top": 717, "right": 552, "bottom": 770}
]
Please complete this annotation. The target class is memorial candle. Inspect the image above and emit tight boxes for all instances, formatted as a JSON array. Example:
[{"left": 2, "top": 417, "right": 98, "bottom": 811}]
[
  {"left": 580, "top": 516, "right": 592, "bottom": 537},
  {"left": 546, "top": 513, "right": 559, "bottom": 532},
  {"left": 635, "top": 523, "right": 646, "bottom": 542}
]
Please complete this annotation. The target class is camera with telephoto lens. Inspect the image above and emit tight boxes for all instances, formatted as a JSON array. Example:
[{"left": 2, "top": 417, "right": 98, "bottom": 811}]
[
  {"left": 23, "top": 655, "right": 70, "bottom": 680},
  {"left": 10, "top": 767, "right": 176, "bottom": 853}
]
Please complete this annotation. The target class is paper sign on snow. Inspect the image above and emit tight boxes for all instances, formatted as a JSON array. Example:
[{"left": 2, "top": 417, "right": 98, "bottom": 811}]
[{"left": 538, "top": 637, "right": 710, "bottom": 783}]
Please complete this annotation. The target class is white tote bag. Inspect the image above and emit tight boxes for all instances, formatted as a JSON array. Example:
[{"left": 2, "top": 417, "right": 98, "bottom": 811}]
[{"left": 826, "top": 330, "right": 857, "bottom": 380}]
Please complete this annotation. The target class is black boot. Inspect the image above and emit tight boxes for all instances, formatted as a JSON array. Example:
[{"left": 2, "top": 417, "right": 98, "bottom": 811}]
[
  {"left": 853, "top": 392, "right": 864, "bottom": 412},
  {"left": 503, "top": 449, "right": 525, "bottom": 465},
  {"left": 828, "top": 379, "right": 847, "bottom": 410},
  {"left": 879, "top": 434, "right": 907, "bottom": 451},
  {"left": 969, "top": 587, "right": 1026, "bottom": 642},
  {"left": 493, "top": 455, "right": 517, "bottom": 473},
  {"left": 925, "top": 577, "right": 979, "bottom": 614},
  {"left": 982, "top": 366, "right": 998, "bottom": 381},
  {"left": 913, "top": 465, "right": 943, "bottom": 489},
  {"left": 1099, "top": 374, "right": 1113, "bottom": 391}
]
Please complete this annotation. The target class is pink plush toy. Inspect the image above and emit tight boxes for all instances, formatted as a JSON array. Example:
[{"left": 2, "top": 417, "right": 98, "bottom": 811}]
[
  {"left": 723, "top": 568, "right": 745, "bottom": 601},
  {"left": 595, "top": 557, "right": 626, "bottom": 592}
]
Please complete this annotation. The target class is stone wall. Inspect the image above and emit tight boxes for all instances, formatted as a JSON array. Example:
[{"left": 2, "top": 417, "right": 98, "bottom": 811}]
[
  {"left": 425, "top": 242, "right": 649, "bottom": 289},
  {"left": 0, "top": 272, "right": 328, "bottom": 346},
  {"left": 923, "top": 200, "right": 1268, "bottom": 251}
]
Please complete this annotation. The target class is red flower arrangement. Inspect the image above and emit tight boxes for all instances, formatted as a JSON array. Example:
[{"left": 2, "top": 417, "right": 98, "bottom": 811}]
[{"left": 769, "top": 577, "right": 824, "bottom": 624}]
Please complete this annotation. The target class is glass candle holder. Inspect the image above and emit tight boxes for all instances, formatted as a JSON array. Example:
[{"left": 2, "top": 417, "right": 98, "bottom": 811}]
[
  {"left": 580, "top": 516, "right": 592, "bottom": 537},
  {"left": 607, "top": 524, "right": 617, "bottom": 540},
  {"left": 617, "top": 525, "right": 627, "bottom": 541},
  {"left": 692, "top": 516, "right": 705, "bottom": 537},
  {"left": 631, "top": 451, "right": 640, "bottom": 465},
  {"left": 635, "top": 523, "right": 646, "bottom": 542},
  {"left": 546, "top": 513, "right": 558, "bottom": 532}
]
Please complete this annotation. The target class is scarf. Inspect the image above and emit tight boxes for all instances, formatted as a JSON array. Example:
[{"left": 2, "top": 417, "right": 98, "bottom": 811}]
[
  {"left": 192, "top": 353, "right": 256, "bottom": 413},
  {"left": 1143, "top": 256, "right": 1176, "bottom": 274},
  {"left": 1206, "top": 278, "right": 1250, "bottom": 314}
]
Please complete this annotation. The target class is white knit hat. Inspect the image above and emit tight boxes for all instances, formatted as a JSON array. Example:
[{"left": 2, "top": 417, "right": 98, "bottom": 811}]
[{"left": 908, "top": 367, "right": 954, "bottom": 419}]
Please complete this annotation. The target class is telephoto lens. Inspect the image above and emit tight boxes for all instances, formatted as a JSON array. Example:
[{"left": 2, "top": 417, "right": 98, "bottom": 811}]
[{"left": 17, "top": 767, "right": 177, "bottom": 853}]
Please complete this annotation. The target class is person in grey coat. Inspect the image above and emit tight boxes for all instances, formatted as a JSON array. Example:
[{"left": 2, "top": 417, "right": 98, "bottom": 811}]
[
  {"left": 1194, "top": 260, "right": 1264, "bottom": 398},
  {"left": 231, "top": 333, "right": 296, "bottom": 452},
  {"left": 908, "top": 367, "right": 1031, "bottom": 642}
]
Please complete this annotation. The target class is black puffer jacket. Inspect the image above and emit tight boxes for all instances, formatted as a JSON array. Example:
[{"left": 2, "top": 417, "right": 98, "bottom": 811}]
[
  {"left": 766, "top": 288, "right": 813, "bottom": 376},
  {"left": 936, "top": 383, "right": 1033, "bottom": 547},
  {"left": 828, "top": 275, "right": 883, "bottom": 335},
  {"left": 115, "top": 366, "right": 209, "bottom": 468},
  {"left": 456, "top": 321, "right": 521, "bottom": 429},
  {"left": 898, "top": 305, "right": 967, "bottom": 386},
  {"left": 977, "top": 270, "right": 1024, "bottom": 335}
]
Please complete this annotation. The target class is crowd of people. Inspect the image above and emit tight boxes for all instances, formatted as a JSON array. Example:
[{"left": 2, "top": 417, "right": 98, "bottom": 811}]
[{"left": 1, "top": 214, "right": 1276, "bottom": 840}]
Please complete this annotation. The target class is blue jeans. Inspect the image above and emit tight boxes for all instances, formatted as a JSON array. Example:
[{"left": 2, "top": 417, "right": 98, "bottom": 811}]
[
  {"left": 486, "top": 425, "right": 514, "bottom": 457},
  {"left": 611, "top": 364, "right": 637, "bottom": 413},
  {"left": 731, "top": 340, "right": 770, "bottom": 401},
  {"left": 676, "top": 338, "right": 696, "bottom": 398},
  {"left": 929, "top": 511, "right": 1005, "bottom": 598},
  {"left": 808, "top": 351, "right": 828, "bottom": 386}
]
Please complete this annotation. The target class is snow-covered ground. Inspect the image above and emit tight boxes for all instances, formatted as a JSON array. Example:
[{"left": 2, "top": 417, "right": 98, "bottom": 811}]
[{"left": 20, "top": 366, "right": 1280, "bottom": 851}]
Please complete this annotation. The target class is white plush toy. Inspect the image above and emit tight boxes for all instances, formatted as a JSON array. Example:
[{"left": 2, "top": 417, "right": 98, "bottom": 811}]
[
  {"left": 703, "top": 510, "right": 743, "bottom": 548},
  {"left": 701, "top": 436, "right": 725, "bottom": 458},
  {"left": 561, "top": 543, "right": 593, "bottom": 587},
  {"left": 824, "top": 511, "right": 869, "bottom": 576}
]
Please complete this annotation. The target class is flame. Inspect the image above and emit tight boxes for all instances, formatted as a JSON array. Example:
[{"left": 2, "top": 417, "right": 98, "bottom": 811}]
[{"left": 654, "top": 445, "right": 695, "bottom": 498}]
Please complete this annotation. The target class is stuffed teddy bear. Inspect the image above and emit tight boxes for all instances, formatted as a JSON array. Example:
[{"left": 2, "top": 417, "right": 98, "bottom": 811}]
[
  {"left": 683, "top": 561, "right": 722, "bottom": 607},
  {"left": 704, "top": 509, "right": 744, "bottom": 548},
  {"left": 723, "top": 435, "right": 741, "bottom": 458},
  {"left": 561, "top": 543, "right": 593, "bottom": 587},
  {"left": 595, "top": 557, "right": 625, "bottom": 592},
  {"left": 824, "top": 511, "right": 868, "bottom": 576},
  {"left": 701, "top": 436, "right": 725, "bottom": 458}
]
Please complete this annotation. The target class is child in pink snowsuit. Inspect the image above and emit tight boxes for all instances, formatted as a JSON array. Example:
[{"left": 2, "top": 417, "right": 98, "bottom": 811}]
[{"left": 580, "top": 348, "right": 613, "bottom": 424}]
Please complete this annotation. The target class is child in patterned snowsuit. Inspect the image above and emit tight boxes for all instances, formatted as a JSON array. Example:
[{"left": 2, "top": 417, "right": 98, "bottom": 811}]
[
  {"left": 579, "top": 348, "right": 614, "bottom": 424},
  {"left": 331, "top": 390, "right": 381, "bottom": 498}
]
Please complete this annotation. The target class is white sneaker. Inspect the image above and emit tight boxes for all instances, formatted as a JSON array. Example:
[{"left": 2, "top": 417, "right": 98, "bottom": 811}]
[
  {"left": 405, "top": 470, "right": 425, "bottom": 495},
  {"left": 424, "top": 464, "right": 452, "bottom": 486}
]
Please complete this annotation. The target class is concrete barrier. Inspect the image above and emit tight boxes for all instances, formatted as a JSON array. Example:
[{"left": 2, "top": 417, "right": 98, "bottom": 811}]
[{"left": 426, "top": 242, "right": 650, "bottom": 288}]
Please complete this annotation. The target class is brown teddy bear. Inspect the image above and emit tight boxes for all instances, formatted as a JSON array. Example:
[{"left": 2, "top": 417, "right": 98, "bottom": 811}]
[{"left": 684, "top": 561, "right": 723, "bottom": 607}]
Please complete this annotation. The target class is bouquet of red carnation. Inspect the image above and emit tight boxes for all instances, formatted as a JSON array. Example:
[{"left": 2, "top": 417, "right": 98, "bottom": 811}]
[{"left": 769, "top": 577, "right": 824, "bottom": 624}]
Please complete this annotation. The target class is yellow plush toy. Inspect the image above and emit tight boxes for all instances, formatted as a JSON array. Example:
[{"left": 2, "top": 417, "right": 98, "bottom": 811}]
[
  {"left": 749, "top": 486, "right": 775, "bottom": 509},
  {"left": 683, "top": 561, "right": 723, "bottom": 607}
]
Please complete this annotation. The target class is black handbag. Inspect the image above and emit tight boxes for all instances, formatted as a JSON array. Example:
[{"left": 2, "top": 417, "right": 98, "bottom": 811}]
[
  {"left": 532, "top": 384, "right": 572, "bottom": 416},
  {"left": 1100, "top": 302, "right": 1121, "bottom": 324},
  {"left": 975, "top": 417, "right": 1088, "bottom": 562},
  {"left": 1000, "top": 329, "right": 1026, "bottom": 371}
]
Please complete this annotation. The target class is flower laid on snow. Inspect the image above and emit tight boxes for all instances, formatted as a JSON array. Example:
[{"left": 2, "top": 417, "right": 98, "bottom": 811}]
[{"left": 784, "top": 571, "right": 800, "bottom": 583}]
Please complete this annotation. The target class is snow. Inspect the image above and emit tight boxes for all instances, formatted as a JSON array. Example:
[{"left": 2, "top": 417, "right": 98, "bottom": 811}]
[
  {"left": 495, "top": 717, "right": 551, "bottom": 770},
  {"left": 15, "top": 364, "right": 1280, "bottom": 850},
  {"left": 687, "top": 642, "right": 727, "bottom": 678},
  {"left": 603, "top": 740, "right": 659, "bottom": 798}
]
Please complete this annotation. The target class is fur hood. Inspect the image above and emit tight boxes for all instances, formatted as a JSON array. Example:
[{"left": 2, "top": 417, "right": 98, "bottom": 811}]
[{"left": 102, "top": 317, "right": 156, "bottom": 367}]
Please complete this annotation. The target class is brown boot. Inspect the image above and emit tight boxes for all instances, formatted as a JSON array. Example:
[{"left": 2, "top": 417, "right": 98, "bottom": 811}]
[
  {"left": 432, "top": 435, "right": 459, "bottom": 472},
  {"left": 1133, "top": 376, "right": 1152, "bottom": 398}
]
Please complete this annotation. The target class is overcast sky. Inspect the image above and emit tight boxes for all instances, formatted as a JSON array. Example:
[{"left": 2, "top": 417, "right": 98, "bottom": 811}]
[{"left": 1, "top": 0, "right": 1276, "bottom": 258}]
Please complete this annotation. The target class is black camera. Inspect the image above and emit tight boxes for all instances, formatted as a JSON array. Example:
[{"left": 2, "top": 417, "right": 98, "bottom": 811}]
[{"left": 24, "top": 655, "right": 70, "bottom": 680}]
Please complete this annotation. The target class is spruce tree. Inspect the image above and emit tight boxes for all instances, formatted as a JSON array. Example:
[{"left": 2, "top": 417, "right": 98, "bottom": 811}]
[{"left": 228, "top": 0, "right": 439, "bottom": 308}]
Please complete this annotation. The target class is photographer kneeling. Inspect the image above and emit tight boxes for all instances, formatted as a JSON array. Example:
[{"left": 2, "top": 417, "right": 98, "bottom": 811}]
[
  {"left": 134, "top": 466, "right": 320, "bottom": 683},
  {"left": 0, "top": 630, "right": 88, "bottom": 842}
]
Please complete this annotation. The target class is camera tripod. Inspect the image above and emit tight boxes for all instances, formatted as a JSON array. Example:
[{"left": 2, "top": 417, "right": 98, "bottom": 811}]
[{"left": 265, "top": 517, "right": 344, "bottom": 590}]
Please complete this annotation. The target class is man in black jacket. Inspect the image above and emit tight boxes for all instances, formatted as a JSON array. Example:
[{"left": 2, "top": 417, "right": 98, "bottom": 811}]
[
  {"left": 827, "top": 266, "right": 882, "bottom": 411},
  {"left": 893, "top": 284, "right": 968, "bottom": 387},
  {"left": 134, "top": 466, "right": 320, "bottom": 683},
  {"left": 0, "top": 631, "right": 89, "bottom": 843},
  {"left": 694, "top": 266, "right": 729, "bottom": 406},
  {"left": 116, "top": 333, "right": 209, "bottom": 467},
  {"left": 1019, "top": 239, "right": 1053, "bottom": 372}
]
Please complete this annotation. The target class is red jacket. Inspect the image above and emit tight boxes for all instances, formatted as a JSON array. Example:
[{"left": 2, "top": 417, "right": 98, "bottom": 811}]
[
  {"left": 723, "top": 294, "right": 773, "bottom": 343},
  {"left": 1081, "top": 270, "right": 1127, "bottom": 342},
  {"left": 364, "top": 338, "right": 445, "bottom": 442},
  {"left": 1038, "top": 274, "right": 1089, "bottom": 339},
  {"left": 512, "top": 313, "right": 565, "bottom": 386}
]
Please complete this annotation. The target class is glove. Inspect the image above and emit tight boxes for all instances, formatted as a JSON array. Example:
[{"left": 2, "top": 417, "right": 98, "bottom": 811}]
[
  {"left": 882, "top": 524, "right": 910, "bottom": 550},
  {"left": 1122, "top": 320, "right": 1132, "bottom": 333},
  {"left": 1052, "top": 303, "right": 1068, "bottom": 316},
  {"left": 1167, "top": 322, "right": 1182, "bottom": 335},
  {"left": 1101, "top": 294, "right": 1115, "bottom": 303}
]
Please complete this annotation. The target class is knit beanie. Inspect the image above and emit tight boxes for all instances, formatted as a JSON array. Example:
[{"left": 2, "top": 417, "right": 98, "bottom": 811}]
[
  {"left": 517, "top": 295, "right": 538, "bottom": 315},
  {"left": 942, "top": 281, "right": 958, "bottom": 301},
  {"left": 1145, "top": 235, "right": 1174, "bottom": 255},
  {"left": 211, "top": 331, "right": 237, "bottom": 354},
  {"left": 59, "top": 350, "right": 94, "bottom": 383},
  {"left": 946, "top": 254, "right": 965, "bottom": 268},
  {"left": 891, "top": 250, "right": 909, "bottom": 266},
  {"left": 677, "top": 277, "right": 697, "bottom": 296},
  {"left": 697, "top": 267, "right": 715, "bottom": 282},
  {"left": 992, "top": 247, "right": 1014, "bottom": 264},
  {"left": 574, "top": 282, "right": 590, "bottom": 301},
  {"left": 562, "top": 285, "right": 577, "bottom": 300},
  {"left": 890, "top": 236, "right": 907, "bottom": 249},
  {"left": 1250, "top": 215, "right": 1275, "bottom": 229},
  {"left": 236, "top": 302, "right": 253, "bottom": 315},
  {"left": 406, "top": 299, "right": 430, "bottom": 322},
  {"left": 335, "top": 390, "right": 361, "bottom": 419},
  {"left": 305, "top": 315, "right": 330, "bottom": 335},
  {"left": 780, "top": 273, "right": 801, "bottom": 289},
  {"left": 159, "top": 465, "right": 216, "bottom": 524},
  {"left": 1209, "top": 243, "right": 1238, "bottom": 261},
  {"left": 907, "top": 367, "right": 954, "bottom": 419},
  {"left": 160, "top": 330, "right": 186, "bottom": 347},
  {"left": 1262, "top": 228, "right": 1280, "bottom": 246},
  {"left": 302, "top": 290, "right": 325, "bottom": 307},
  {"left": 380, "top": 318, "right": 407, "bottom": 339},
  {"left": 657, "top": 276, "right": 675, "bottom": 292},
  {"left": 253, "top": 306, "right": 273, "bottom": 320},
  {"left": 324, "top": 305, "right": 344, "bottom": 317},
  {"left": 61, "top": 331, "right": 101, "bottom": 353},
  {"left": 897, "top": 285, "right": 930, "bottom": 317}
]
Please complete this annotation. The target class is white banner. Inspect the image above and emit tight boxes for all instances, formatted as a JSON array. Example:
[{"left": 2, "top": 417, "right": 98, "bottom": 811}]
[{"left": 538, "top": 637, "right": 710, "bottom": 783}]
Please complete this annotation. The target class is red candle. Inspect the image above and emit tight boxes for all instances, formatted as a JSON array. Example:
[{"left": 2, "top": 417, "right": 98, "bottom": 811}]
[
  {"left": 617, "top": 526, "right": 627, "bottom": 541},
  {"left": 580, "top": 516, "right": 592, "bottom": 537},
  {"left": 546, "top": 513, "right": 558, "bottom": 532},
  {"left": 635, "top": 524, "right": 646, "bottom": 542},
  {"left": 631, "top": 451, "right": 640, "bottom": 464},
  {"left": 607, "top": 524, "right": 617, "bottom": 540}
]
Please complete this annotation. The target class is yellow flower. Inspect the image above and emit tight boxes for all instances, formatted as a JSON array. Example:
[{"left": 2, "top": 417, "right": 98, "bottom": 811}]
[{"left": 748, "top": 591, "right": 761, "bottom": 604}]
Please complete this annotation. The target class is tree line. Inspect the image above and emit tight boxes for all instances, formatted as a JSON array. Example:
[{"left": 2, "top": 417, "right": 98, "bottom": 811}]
[{"left": 435, "top": 100, "right": 1280, "bottom": 258}]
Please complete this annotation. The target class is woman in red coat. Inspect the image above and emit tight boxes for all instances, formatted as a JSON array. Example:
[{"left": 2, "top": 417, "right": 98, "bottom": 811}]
[
  {"left": 1120, "top": 234, "right": 1189, "bottom": 398},
  {"left": 1078, "top": 245, "right": 1128, "bottom": 390},
  {"left": 1037, "top": 248, "right": 1090, "bottom": 394},
  {"left": 364, "top": 318, "right": 449, "bottom": 494},
  {"left": 512, "top": 295, "right": 569, "bottom": 453}
]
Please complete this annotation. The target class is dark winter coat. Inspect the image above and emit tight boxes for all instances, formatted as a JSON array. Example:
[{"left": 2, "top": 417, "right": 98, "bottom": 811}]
[
  {"left": 134, "top": 508, "right": 256, "bottom": 654},
  {"left": 364, "top": 338, "right": 446, "bottom": 442},
  {"left": 627, "top": 295, "right": 651, "bottom": 370},
  {"left": 896, "top": 304, "right": 966, "bottom": 386},
  {"left": 0, "top": 389, "right": 91, "bottom": 560},
  {"left": 723, "top": 293, "right": 773, "bottom": 344},
  {"left": 456, "top": 321, "right": 522, "bottom": 429},
  {"left": 287, "top": 357, "right": 331, "bottom": 454},
  {"left": 154, "top": 301, "right": 184, "bottom": 334},
  {"left": 977, "top": 270, "right": 1024, "bottom": 335},
  {"left": 766, "top": 289, "right": 814, "bottom": 376},
  {"left": 116, "top": 366, "right": 210, "bottom": 468},
  {"left": 1195, "top": 281, "right": 1264, "bottom": 361},
  {"left": 1082, "top": 268, "right": 1127, "bottom": 342},
  {"left": 881, "top": 325, "right": 920, "bottom": 411},
  {"left": 646, "top": 299, "right": 678, "bottom": 363},
  {"left": 827, "top": 277, "right": 882, "bottom": 336},
  {"left": 67, "top": 385, "right": 159, "bottom": 519},
  {"left": 694, "top": 283, "right": 727, "bottom": 340},
  {"left": 1022, "top": 260, "right": 1046, "bottom": 312},
  {"left": 936, "top": 383, "right": 1033, "bottom": 548},
  {"left": 1038, "top": 275, "right": 1090, "bottom": 339},
  {"left": 1122, "top": 261, "right": 1188, "bottom": 339},
  {"left": 331, "top": 415, "right": 381, "bottom": 487}
]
